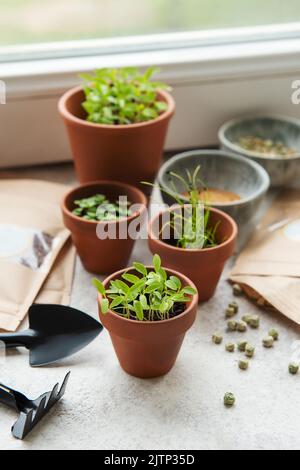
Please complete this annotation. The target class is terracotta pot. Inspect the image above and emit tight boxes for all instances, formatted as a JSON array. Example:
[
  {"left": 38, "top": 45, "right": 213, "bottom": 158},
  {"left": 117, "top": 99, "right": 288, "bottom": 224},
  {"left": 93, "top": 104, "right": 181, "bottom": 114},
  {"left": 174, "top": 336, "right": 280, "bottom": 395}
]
[
  {"left": 148, "top": 207, "right": 238, "bottom": 302},
  {"left": 62, "top": 181, "right": 147, "bottom": 274},
  {"left": 58, "top": 86, "right": 175, "bottom": 195},
  {"left": 99, "top": 267, "right": 198, "bottom": 378}
]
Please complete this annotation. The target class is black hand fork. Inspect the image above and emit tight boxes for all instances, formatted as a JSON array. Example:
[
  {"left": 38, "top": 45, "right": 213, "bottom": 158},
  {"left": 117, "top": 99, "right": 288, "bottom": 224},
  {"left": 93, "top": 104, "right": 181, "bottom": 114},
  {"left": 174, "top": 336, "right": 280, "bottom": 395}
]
[{"left": 0, "top": 372, "right": 70, "bottom": 440}]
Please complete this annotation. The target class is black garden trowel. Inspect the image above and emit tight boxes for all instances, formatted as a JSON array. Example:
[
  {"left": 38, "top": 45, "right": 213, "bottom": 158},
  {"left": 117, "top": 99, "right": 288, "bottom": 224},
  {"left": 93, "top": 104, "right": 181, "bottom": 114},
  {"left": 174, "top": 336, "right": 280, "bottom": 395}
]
[{"left": 0, "top": 304, "right": 103, "bottom": 366}]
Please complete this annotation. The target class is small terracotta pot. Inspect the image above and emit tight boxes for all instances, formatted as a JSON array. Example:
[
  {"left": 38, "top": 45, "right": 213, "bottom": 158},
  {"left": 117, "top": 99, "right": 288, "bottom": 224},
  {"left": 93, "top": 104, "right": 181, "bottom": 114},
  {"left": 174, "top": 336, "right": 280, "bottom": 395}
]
[
  {"left": 62, "top": 181, "right": 147, "bottom": 274},
  {"left": 58, "top": 87, "right": 175, "bottom": 195},
  {"left": 148, "top": 207, "right": 238, "bottom": 302},
  {"left": 99, "top": 267, "right": 198, "bottom": 378}
]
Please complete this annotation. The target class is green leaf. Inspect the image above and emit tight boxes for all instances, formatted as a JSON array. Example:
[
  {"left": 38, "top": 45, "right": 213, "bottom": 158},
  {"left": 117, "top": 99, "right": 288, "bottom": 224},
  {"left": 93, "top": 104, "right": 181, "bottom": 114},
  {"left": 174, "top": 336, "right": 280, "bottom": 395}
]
[
  {"left": 165, "top": 279, "right": 178, "bottom": 291},
  {"left": 134, "top": 301, "right": 144, "bottom": 321},
  {"left": 170, "top": 276, "right": 181, "bottom": 290},
  {"left": 111, "top": 280, "right": 129, "bottom": 294},
  {"left": 153, "top": 254, "right": 161, "bottom": 273},
  {"left": 139, "top": 294, "right": 149, "bottom": 310},
  {"left": 133, "top": 262, "right": 148, "bottom": 276},
  {"left": 100, "top": 298, "right": 109, "bottom": 314},
  {"left": 110, "top": 296, "right": 125, "bottom": 309},
  {"left": 122, "top": 273, "right": 141, "bottom": 284},
  {"left": 92, "top": 278, "right": 106, "bottom": 296},
  {"left": 182, "top": 286, "right": 197, "bottom": 296}
]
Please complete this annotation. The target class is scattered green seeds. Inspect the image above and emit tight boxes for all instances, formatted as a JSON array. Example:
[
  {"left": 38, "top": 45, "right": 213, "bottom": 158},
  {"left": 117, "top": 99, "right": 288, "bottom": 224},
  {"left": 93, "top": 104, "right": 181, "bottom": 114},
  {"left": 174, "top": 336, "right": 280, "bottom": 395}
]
[
  {"left": 225, "top": 342, "right": 235, "bottom": 353},
  {"left": 238, "top": 359, "right": 249, "bottom": 370},
  {"left": 224, "top": 392, "right": 235, "bottom": 407},
  {"left": 233, "top": 283, "right": 243, "bottom": 296},
  {"left": 263, "top": 336, "right": 274, "bottom": 348},
  {"left": 237, "top": 340, "right": 248, "bottom": 352},
  {"left": 249, "top": 315, "right": 260, "bottom": 329},
  {"left": 225, "top": 306, "right": 236, "bottom": 318},
  {"left": 245, "top": 344, "right": 255, "bottom": 358},
  {"left": 289, "top": 362, "right": 299, "bottom": 375},
  {"left": 227, "top": 320, "right": 238, "bottom": 332},
  {"left": 212, "top": 333, "right": 223, "bottom": 344},
  {"left": 268, "top": 328, "right": 279, "bottom": 341},
  {"left": 237, "top": 320, "right": 247, "bottom": 332}
]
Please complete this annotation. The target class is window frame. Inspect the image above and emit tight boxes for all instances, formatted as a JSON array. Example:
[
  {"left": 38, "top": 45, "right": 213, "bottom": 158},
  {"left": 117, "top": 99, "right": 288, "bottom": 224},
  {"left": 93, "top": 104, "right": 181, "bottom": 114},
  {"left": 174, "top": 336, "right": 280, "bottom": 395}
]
[{"left": 1, "top": 23, "right": 300, "bottom": 168}]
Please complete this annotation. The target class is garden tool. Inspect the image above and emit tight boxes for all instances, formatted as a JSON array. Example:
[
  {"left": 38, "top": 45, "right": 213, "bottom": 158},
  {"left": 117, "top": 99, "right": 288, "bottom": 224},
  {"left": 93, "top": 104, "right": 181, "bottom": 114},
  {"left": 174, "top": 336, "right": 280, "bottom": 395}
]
[
  {"left": 0, "top": 304, "right": 103, "bottom": 366},
  {"left": 0, "top": 372, "right": 70, "bottom": 440}
]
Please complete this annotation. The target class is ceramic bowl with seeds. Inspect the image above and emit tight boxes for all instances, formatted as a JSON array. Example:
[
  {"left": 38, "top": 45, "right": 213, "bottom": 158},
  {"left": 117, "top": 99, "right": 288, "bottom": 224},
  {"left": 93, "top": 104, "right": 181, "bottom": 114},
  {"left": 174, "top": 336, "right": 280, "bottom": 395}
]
[{"left": 219, "top": 115, "right": 300, "bottom": 187}]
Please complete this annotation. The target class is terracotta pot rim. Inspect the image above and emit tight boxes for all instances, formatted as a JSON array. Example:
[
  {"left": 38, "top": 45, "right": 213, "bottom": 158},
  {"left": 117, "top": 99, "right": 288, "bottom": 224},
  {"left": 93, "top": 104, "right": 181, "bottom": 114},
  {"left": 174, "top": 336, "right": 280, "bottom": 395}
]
[
  {"left": 148, "top": 205, "right": 238, "bottom": 254},
  {"left": 99, "top": 265, "right": 198, "bottom": 325},
  {"left": 58, "top": 86, "right": 175, "bottom": 129},
  {"left": 62, "top": 180, "right": 147, "bottom": 227}
]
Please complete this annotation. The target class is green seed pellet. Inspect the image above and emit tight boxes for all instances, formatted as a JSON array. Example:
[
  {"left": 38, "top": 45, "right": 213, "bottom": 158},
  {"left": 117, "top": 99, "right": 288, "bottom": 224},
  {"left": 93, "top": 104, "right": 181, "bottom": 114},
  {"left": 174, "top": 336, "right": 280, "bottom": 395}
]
[
  {"left": 229, "top": 301, "right": 239, "bottom": 314},
  {"left": 289, "top": 362, "right": 299, "bottom": 375},
  {"left": 233, "top": 284, "right": 243, "bottom": 296},
  {"left": 245, "top": 344, "right": 255, "bottom": 358},
  {"left": 225, "top": 307, "right": 236, "bottom": 318},
  {"left": 225, "top": 342, "right": 235, "bottom": 353},
  {"left": 263, "top": 336, "right": 274, "bottom": 348},
  {"left": 227, "top": 320, "right": 238, "bottom": 332},
  {"left": 237, "top": 340, "right": 248, "bottom": 352},
  {"left": 212, "top": 333, "right": 223, "bottom": 345},
  {"left": 238, "top": 359, "right": 249, "bottom": 371},
  {"left": 224, "top": 392, "right": 235, "bottom": 407},
  {"left": 237, "top": 320, "right": 247, "bottom": 332},
  {"left": 249, "top": 315, "right": 260, "bottom": 329},
  {"left": 242, "top": 314, "right": 252, "bottom": 325},
  {"left": 268, "top": 328, "right": 279, "bottom": 341}
]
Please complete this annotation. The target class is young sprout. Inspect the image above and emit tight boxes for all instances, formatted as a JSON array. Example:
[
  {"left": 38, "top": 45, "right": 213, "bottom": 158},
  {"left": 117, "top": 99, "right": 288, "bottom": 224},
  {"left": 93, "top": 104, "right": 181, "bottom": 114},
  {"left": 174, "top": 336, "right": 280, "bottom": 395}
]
[
  {"left": 263, "top": 336, "right": 274, "bottom": 348},
  {"left": 268, "top": 328, "right": 279, "bottom": 341},
  {"left": 92, "top": 254, "right": 197, "bottom": 322},
  {"left": 289, "top": 363, "right": 299, "bottom": 375},
  {"left": 224, "top": 392, "right": 235, "bottom": 407},
  {"left": 212, "top": 333, "right": 223, "bottom": 345}
]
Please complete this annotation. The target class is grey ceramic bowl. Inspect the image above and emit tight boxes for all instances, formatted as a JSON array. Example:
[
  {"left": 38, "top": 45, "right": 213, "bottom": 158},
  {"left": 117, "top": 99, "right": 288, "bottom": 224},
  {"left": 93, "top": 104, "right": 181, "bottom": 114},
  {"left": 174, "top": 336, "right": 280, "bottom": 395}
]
[
  {"left": 218, "top": 115, "right": 300, "bottom": 187},
  {"left": 157, "top": 150, "right": 270, "bottom": 245}
]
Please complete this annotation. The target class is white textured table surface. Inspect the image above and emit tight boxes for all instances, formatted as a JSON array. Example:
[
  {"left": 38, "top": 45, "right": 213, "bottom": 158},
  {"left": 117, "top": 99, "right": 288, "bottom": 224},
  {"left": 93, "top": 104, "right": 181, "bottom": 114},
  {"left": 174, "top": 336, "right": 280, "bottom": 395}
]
[{"left": 1, "top": 164, "right": 300, "bottom": 451}]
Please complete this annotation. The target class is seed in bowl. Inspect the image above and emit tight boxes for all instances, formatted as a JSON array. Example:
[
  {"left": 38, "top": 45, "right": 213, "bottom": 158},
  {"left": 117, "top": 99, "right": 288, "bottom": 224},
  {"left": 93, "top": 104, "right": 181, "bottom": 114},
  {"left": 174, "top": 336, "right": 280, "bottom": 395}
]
[{"left": 236, "top": 136, "right": 297, "bottom": 158}]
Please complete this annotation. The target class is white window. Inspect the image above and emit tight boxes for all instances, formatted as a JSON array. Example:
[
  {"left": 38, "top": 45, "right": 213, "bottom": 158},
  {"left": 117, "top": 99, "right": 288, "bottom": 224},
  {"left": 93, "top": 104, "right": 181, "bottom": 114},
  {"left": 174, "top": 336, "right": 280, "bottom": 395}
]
[{"left": 0, "top": 1, "right": 300, "bottom": 167}]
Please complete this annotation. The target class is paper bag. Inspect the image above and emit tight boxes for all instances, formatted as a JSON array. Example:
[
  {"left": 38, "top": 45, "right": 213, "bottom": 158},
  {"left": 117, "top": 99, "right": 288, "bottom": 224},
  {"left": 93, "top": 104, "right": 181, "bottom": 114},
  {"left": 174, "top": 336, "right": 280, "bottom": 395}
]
[
  {"left": 0, "top": 179, "right": 75, "bottom": 331},
  {"left": 230, "top": 190, "right": 300, "bottom": 324}
]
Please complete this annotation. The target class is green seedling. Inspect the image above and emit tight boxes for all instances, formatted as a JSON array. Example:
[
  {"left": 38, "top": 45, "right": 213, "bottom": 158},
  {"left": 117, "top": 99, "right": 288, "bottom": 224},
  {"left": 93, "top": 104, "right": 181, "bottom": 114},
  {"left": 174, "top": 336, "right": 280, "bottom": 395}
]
[{"left": 93, "top": 254, "right": 197, "bottom": 322}]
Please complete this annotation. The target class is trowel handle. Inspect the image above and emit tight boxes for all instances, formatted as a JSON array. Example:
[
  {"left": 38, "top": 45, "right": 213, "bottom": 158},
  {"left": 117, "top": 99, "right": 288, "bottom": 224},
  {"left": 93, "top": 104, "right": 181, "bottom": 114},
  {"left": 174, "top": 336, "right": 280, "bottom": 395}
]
[
  {"left": 0, "top": 330, "right": 36, "bottom": 350},
  {"left": 0, "top": 383, "right": 20, "bottom": 411}
]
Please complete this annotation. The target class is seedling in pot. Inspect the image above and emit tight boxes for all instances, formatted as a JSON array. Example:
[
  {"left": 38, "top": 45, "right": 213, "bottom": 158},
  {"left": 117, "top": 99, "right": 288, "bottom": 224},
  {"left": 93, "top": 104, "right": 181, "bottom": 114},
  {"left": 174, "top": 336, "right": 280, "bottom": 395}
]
[
  {"left": 93, "top": 254, "right": 197, "bottom": 322},
  {"left": 144, "top": 166, "right": 221, "bottom": 250},
  {"left": 72, "top": 193, "right": 132, "bottom": 221},
  {"left": 81, "top": 67, "right": 170, "bottom": 125}
]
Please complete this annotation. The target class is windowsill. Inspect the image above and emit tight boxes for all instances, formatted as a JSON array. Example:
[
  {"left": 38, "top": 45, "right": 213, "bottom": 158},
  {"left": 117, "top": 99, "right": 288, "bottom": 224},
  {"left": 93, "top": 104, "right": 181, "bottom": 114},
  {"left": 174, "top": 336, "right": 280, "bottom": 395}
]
[
  {"left": 1, "top": 28, "right": 300, "bottom": 168},
  {"left": 3, "top": 34, "right": 300, "bottom": 99}
]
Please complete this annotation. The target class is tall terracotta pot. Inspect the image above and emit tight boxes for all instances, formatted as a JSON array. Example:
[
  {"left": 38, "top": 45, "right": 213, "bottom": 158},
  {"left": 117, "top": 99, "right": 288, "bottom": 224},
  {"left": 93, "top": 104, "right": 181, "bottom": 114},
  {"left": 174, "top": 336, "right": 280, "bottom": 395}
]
[
  {"left": 148, "top": 207, "right": 238, "bottom": 302},
  {"left": 62, "top": 181, "right": 147, "bottom": 274},
  {"left": 99, "top": 267, "right": 198, "bottom": 379},
  {"left": 58, "top": 87, "right": 175, "bottom": 194}
]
